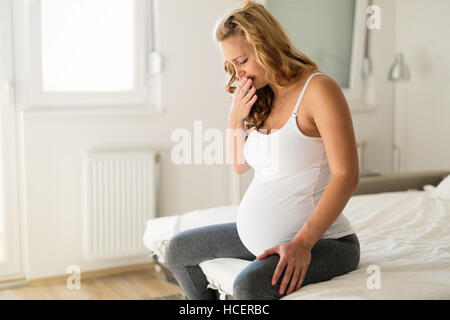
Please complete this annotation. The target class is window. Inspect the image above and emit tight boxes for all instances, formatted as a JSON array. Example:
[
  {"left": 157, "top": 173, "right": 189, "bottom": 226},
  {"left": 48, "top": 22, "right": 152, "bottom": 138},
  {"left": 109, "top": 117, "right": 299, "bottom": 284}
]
[
  {"left": 13, "top": 0, "right": 160, "bottom": 109},
  {"left": 40, "top": 0, "right": 136, "bottom": 92}
]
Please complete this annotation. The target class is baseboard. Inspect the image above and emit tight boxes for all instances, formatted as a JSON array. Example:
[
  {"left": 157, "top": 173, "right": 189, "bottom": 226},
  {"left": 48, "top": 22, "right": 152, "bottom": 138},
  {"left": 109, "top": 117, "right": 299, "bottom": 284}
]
[{"left": 0, "top": 278, "right": 28, "bottom": 290}]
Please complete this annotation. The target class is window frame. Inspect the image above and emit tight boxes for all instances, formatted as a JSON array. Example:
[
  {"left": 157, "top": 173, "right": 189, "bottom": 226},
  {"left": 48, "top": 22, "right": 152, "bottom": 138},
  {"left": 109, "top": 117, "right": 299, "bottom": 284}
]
[{"left": 13, "top": 0, "right": 157, "bottom": 110}]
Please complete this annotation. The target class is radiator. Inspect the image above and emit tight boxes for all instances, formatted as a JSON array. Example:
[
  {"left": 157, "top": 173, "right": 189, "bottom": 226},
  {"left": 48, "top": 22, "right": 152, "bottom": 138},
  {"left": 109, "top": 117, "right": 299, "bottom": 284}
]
[{"left": 82, "top": 150, "right": 159, "bottom": 261}]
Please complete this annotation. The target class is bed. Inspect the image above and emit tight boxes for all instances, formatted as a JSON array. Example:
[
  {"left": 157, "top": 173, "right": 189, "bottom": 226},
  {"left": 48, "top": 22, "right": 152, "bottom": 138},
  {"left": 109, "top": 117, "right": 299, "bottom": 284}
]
[{"left": 142, "top": 170, "right": 450, "bottom": 299}]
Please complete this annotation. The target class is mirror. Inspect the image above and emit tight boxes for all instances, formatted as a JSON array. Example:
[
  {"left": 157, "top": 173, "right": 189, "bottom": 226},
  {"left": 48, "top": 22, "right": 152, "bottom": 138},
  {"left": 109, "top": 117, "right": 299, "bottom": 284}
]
[{"left": 263, "top": 0, "right": 368, "bottom": 107}]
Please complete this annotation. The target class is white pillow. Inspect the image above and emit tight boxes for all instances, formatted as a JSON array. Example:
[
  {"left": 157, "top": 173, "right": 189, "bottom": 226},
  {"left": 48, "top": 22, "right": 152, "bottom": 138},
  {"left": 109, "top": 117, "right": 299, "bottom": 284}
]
[{"left": 431, "top": 174, "right": 450, "bottom": 200}]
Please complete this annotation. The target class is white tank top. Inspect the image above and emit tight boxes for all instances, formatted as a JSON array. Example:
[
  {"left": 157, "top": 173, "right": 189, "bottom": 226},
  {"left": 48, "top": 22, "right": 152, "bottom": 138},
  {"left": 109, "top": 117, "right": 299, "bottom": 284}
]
[{"left": 237, "top": 72, "right": 355, "bottom": 256}]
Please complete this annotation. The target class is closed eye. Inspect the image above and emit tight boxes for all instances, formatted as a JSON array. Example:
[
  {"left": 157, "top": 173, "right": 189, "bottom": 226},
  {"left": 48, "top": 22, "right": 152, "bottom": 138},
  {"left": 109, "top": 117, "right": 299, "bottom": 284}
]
[{"left": 239, "top": 58, "right": 248, "bottom": 65}]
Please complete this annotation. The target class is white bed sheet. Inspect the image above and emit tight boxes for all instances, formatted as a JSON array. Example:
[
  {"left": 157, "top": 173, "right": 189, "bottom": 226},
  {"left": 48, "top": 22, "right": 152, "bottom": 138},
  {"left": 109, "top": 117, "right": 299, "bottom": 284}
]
[
  {"left": 283, "top": 186, "right": 450, "bottom": 299},
  {"left": 143, "top": 186, "right": 450, "bottom": 299},
  {"left": 142, "top": 205, "right": 238, "bottom": 264}
]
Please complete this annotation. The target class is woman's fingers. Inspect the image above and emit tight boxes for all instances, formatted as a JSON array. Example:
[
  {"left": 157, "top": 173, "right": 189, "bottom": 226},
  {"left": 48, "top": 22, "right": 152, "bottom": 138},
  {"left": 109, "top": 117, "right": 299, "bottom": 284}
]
[
  {"left": 236, "top": 77, "right": 248, "bottom": 95},
  {"left": 243, "top": 85, "right": 256, "bottom": 102},
  {"left": 230, "top": 77, "right": 256, "bottom": 122},
  {"left": 245, "top": 94, "right": 257, "bottom": 111},
  {"left": 286, "top": 267, "right": 301, "bottom": 295},
  {"left": 271, "top": 257, "right": 287, "bottom": 287},
  {"left": 257, "top": 246, "right": 276, "bottom": 260},
  {"left": 239, "top": 78, "right": 253, "bottom": 97},
  {"left": 279, "top": 262, "right": 295, "bottom": 295},
  {"left": 295, "top": 266, "right": 308, "bottom": 291}
]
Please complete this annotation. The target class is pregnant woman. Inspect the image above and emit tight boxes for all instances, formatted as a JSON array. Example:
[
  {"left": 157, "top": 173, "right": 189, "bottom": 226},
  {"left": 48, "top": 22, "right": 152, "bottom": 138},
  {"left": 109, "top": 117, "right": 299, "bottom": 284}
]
[{"left": 165, "top": 1, "right": 361, "bottom": 300}]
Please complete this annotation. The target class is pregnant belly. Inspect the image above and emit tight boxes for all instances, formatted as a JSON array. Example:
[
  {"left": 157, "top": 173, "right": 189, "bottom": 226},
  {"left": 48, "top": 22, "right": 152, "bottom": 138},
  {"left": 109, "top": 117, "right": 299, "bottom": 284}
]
[{"left": 236, "top": 180, "right": 315, "bottom": 256}]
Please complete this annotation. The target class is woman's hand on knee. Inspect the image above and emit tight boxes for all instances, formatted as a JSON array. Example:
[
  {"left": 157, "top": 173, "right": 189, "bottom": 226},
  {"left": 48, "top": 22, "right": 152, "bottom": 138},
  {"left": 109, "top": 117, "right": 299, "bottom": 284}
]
[{"left": 257, "top": 241, "right": 312, "bottom": 295}]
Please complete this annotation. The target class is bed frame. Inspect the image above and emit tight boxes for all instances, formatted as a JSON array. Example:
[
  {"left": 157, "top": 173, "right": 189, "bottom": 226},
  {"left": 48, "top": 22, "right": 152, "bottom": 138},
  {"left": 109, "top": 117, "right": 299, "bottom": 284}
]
[
  {"left": 152, "top": 170, "right": 450, "bottom": 299},
  {"left": 354, "top": 170, "right": 449, "bottom": 195}
]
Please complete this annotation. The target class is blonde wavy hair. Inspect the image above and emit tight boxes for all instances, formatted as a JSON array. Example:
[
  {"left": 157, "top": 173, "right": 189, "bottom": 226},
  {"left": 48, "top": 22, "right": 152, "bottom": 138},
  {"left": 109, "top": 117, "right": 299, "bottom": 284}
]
[{"left": 214, "top": 0, "right": 319, "bottom": 131}]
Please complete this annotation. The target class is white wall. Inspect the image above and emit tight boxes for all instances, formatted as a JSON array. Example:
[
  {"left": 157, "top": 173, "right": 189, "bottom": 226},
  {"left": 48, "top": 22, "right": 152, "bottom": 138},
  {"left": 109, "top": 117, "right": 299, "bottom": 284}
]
[
  {"left": 394, "top": 0, "right": 450, "bottom": 172},
  {"left": 350, "top": 0, "right": 396, "bottom": 175}
]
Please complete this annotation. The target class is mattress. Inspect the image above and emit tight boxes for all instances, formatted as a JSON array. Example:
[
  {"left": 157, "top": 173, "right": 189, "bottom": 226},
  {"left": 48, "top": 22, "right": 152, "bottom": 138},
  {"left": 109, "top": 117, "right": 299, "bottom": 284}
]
[
  {"left": 143, "top": 185, "right": 450, "bottom": 299},
  {"left": 142, "top": 204, "right": 238, "bottom": 264},
  {"left": 283, "top": 185, "right": 450, "bottom": 299}
]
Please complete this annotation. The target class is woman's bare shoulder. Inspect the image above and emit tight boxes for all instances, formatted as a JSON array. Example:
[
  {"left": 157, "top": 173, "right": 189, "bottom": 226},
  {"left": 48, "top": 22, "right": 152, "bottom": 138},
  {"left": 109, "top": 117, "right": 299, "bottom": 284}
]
[
  {"left": 302, "top": 71, "right": 348, "bottom": 122},
  {"left": 309, "top": 72, "right": 344, "bottom": 101},
  {"left": 306, "top": 72, "right": 350, "bottom": 120}
]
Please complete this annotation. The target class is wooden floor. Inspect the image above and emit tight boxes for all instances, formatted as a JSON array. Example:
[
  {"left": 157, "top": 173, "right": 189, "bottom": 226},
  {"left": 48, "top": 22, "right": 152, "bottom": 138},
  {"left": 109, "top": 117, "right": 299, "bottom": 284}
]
[{"left": 0, "top": 265, "right": 185, "bottom": 300}]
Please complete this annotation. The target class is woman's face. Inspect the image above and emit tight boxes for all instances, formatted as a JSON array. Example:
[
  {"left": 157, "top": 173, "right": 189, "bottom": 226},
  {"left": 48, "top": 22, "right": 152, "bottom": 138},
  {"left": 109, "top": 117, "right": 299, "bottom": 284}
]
[{"left": 220, "top": 34, "right": 268, "bottom": 89}]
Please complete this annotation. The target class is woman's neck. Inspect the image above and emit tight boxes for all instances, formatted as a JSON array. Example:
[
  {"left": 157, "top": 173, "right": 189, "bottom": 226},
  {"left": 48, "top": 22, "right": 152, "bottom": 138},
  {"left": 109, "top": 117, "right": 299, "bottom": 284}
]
[{"left": 269, "top": 78, "right": 290, "bottom": 98}]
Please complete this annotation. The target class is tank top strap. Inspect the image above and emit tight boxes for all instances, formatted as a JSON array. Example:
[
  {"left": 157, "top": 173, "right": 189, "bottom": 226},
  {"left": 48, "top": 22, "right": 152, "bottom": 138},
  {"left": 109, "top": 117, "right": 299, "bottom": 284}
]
[{"left": 291, "top": 72, "right": 324, "bottom": 118}]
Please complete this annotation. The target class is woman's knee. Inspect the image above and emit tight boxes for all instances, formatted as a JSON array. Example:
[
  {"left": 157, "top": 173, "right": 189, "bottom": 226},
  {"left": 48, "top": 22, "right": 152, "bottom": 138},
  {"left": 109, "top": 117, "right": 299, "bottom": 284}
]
[
  {"left": 346, "top": 234, "right": 361, "bottom": 270},
  {"left": 350, "top": 246, "right": 361, "bottom": 271},
  {"left": 165, "top": 230, "right": 192, "bottom": 269},
  {"left": 233, "top": 270, "right": 260, "bottom": 300},
  {"left": 344, "top": 236, "right": 361, "bottom": 272},
  {"left": 233, "top": 259, "right": 282, "bottom": 300}
]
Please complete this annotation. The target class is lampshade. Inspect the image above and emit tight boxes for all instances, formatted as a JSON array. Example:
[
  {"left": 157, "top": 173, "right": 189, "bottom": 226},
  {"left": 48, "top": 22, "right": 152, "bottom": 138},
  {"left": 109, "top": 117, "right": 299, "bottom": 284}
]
[{"left": 388, "top": 53, "right": 411, "bottom": 81}]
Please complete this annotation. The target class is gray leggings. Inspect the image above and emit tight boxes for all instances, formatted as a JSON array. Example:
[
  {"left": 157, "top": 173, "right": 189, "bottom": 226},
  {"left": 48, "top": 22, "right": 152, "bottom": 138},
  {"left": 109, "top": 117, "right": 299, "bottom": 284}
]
[{"left": 165, "top": 222, "right": 360, "bottom": 300}]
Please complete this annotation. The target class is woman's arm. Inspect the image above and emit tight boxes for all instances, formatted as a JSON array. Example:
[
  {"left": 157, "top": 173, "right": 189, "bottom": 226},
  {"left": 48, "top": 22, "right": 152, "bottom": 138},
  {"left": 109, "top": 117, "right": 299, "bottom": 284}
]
[
  {"left": 292, "top": 75, "right": 359, "bottom": 250},
  {"left": 227, "top": 78, "right": 256, "bottom": 175},
  {"left": 257, "top": 75, "right": 360, "bottom": 295},
  {"left": 227, "top": 119, "right": 252, "bottom": 175}
]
